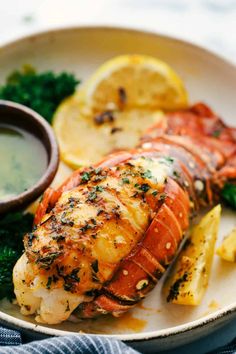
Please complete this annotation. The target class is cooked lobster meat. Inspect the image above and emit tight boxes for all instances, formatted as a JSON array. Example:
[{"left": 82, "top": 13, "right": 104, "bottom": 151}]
[{"left": 13, "top": 103, "right": 236, "bottom": 324}]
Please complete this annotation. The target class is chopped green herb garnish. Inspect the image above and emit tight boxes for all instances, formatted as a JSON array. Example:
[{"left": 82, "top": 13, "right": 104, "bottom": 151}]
[
  {"left": 212, "top": 130, "right": 221, "bottom": 138},
  {"left": 80, "top": 223, "right": 95, "bottom": 232},
  {"left": 95, "top": 185, "right": 104, "bottom": 192},
  {"left": 68, "top": 197, "right": 77, "bottom": 208},
  {"left": 122, "top": 177, "right": 130, "bottom": 184},
  {"left": 60, "top": 212, "right": 74, "bottom": 226},
  {"left": 46, "top": 276, "right": 52, "bottom": 289},
  {"left": 64, "top": 283, "right": 73, "bottom": 291},
  {"left": 36, "top": 252, "right": 62, "bottom": 269},
  {"left": 173, "top": 170, "right": 180, "bottom": 179},
  {"left": 27, "top": 232, "right": 36, "bottom": 247},
  {"left": 161, "top": 156, "right": 174, "bottom": 164},
  {"left": 152, "top": 190, "right": 158, "bottom": 196},
  {"left": 95, "top": 168, "right": 102, "bottom": 174},
  {"left": 87, "top": 191, "right": 97, "bottom": 201},
  {"left": 91, "top": 218, "right": 97, "bottom": 225},
  {"left": 159, "top": 193, "right": 167, "bottom": 201},
  {"left": 140, "top": 184, "right": 150, "bottom": 193},
  {"left": 81, "top": 172, "right": 90, "bottom": 183},
  {"left": 142, "top": 170, "right": 152, "bottom": 179},
  {"left": 62, "top": 268, "right": 81, "bottom": 292},
  {"left": 87, "top": 186, "right": 104, "bottom": 202}
]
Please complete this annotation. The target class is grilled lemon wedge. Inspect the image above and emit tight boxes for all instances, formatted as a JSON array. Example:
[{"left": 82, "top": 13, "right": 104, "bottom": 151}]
[
  {"left": 217, "top": 228, "right": 236, "bottom": 262},
  {"left": 164, "top": 205, "right": 221, "bottom": 306}
]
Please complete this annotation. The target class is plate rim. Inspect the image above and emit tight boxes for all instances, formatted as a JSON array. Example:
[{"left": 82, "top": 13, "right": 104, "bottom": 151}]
[
  {"left": 0, "top": 24, "right": 235, "bottom": 342},
  {"left": 0, "top": 24, "right": 235, "bottom": 71},
  {"left": 0, "top": 301, "right": 235, "bottom": 342}
]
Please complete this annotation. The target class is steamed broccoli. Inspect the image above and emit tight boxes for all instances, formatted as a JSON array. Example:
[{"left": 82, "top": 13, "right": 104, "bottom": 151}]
[
  {"left": 0, "top": 65, "right": 79, "bottom": 123},
  {"left": 0, "top": 212, "right": 33, "bottom": 299},
  {"left": 221, "top": 183, "right": 236, "bottom": 210}
]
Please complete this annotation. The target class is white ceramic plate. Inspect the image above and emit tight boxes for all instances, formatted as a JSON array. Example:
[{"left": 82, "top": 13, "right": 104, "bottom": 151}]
[{"left": 0, "top": 26, "right": 236, "bottom": 353}]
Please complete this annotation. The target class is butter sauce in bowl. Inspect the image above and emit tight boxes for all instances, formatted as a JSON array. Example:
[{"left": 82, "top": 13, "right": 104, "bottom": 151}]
[
  {"left": 0, "top": 100, "right": 59, "bottom": 214},
  {"left": 0, "top": 124, "right": 48, "bottom": 201}
]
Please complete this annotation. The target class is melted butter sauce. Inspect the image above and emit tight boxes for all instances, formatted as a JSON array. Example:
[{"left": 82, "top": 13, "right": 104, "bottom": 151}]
[
  {"left": 68, "top": 312, "right": 147, "bottom": 334},
  {"left": 0, "top": 124, "right": 48, "bottom": 201},
  {"left": 109, "top": 312, "right": 147, "bottom": 332}
]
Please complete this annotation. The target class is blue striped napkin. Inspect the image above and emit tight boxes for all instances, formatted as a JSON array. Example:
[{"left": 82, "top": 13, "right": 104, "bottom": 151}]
[
  {"left": 0, "top": 326, "right": 236, "bottom": 354},
  {"left": 0, "top": 326, "right": 138, "bottom": 354}
]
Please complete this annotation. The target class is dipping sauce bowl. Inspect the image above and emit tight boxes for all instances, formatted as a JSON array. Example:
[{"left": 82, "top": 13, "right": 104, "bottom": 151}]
[{"left": 0, "top": 100, "right": 59, "bottom": 214}]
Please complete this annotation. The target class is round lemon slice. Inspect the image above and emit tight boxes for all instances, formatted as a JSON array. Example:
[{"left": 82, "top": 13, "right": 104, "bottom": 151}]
[
  {"left": 53, "top": 54, "right": 188, "bottom": 168},
  {"left": 78, "top": 54, "right": 188, "bottom": 112},
  {"left": 53, "top": 96, "right": 163, "bottom": 168}
]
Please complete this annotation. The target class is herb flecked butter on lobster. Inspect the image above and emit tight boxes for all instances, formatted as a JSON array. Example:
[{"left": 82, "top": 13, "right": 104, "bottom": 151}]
[{"left": 13, "top": 103, "right": 236, "bottom": 324}]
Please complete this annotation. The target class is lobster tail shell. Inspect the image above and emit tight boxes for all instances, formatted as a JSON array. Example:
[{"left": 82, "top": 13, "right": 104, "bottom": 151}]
[
  {"left": 31, "top": 103, "right": 236, "bottom": 321},
  {"left": 76, "top": 178, "right": 190, "bottom": 318}
]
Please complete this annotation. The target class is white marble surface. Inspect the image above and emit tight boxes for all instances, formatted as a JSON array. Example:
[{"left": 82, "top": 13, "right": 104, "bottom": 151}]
[{"left": 0, "top": 0, "right": 236, "bottom": 63}]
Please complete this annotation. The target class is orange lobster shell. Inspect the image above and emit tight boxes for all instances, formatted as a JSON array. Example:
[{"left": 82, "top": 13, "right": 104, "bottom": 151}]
[{"left": 31, "top": 103, "right": 236, "bottom": 319}]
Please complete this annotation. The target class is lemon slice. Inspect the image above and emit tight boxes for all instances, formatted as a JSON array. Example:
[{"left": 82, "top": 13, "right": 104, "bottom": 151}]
[
  {"left": 78, "top": 54, "right": 188, "bottom": 112},
  {"left": 217, "top": 228, "right": 236, "bottom": 262},
  {"left": 53, "top": 54, "right": 188, "bottom": 168},
  {"left": 53, "top": 96, "right": 163, "bottom": 168}
]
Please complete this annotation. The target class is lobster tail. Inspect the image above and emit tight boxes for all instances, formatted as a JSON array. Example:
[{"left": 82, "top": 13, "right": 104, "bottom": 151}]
[
  {"left": 76, "top": 178, "right": 190, "bottom": 318},
  {"left": 76, "top": 104, "right": 236, "bottom": 318},
  {"left": 14, "top": 103, "right": 236, "bottom": 323}
]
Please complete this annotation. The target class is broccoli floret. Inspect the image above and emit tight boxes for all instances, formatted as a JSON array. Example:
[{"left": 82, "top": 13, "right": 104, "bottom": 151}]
[
  {"left": 221, "top": 183, "right": 236, "bottom": 210},
  {"left": 0, "top": 212, "right": 33, "bottom": 300},
  {"left": 0, "top": 65, "right": 79, "bottom": 124}
]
